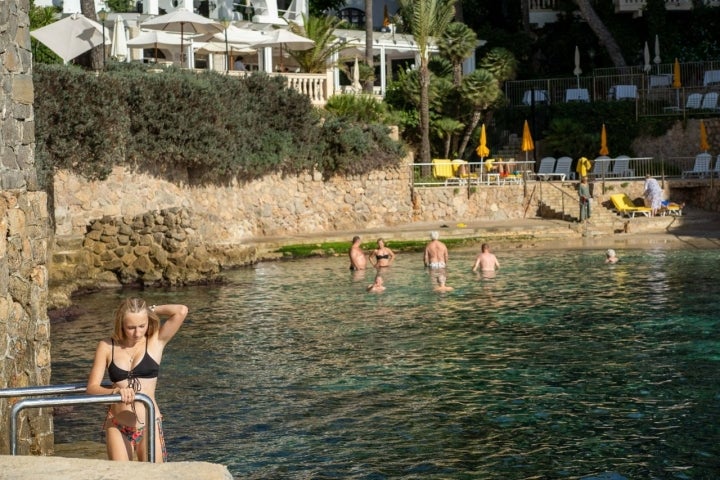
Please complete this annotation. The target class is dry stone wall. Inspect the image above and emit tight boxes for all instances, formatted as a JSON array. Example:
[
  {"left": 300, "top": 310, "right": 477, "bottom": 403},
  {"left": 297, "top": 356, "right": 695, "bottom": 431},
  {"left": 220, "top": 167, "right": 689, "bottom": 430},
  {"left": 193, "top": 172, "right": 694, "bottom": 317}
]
[{"left": 0, "top": 1, "right": 53, "bottom": 456}]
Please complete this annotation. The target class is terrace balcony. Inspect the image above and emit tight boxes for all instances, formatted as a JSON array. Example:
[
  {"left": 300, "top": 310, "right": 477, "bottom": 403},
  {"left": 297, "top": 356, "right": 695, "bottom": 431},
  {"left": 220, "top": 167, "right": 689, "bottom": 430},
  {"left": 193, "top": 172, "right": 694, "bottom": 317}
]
[
  {"left": 530, "top": 0, "right": 720, "bottom": 25},
  {"left": 505, "top": 60, "right": 720, "bottom": 118}
]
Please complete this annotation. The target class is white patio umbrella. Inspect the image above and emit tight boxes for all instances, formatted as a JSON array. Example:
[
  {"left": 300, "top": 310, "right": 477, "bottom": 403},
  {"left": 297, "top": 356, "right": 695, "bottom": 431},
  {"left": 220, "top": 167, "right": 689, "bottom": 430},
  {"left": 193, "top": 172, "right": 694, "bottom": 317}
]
[
  {"left": 141, "top": 9, "right": 223, "bottom": 67},
  {"left": 252, "top": 29, "right": 315, "bottom": 70},
  {"left": 127, "top": 30, "right": 185, "bottom": 62},
  {"left": 573, "top": 45, "right": 581, "bottom": 88},
  {"left": 110, "top": 15, "right": 129, "bottom": 62},
  {"left": 643, "top": 41, "right": 651, "bottom": 73},
  {"left": 196, "top": 24, "right": 267, "bottom": 45},
  {"left": 30, "top": 13, "right": 109, "bottom": 63}
]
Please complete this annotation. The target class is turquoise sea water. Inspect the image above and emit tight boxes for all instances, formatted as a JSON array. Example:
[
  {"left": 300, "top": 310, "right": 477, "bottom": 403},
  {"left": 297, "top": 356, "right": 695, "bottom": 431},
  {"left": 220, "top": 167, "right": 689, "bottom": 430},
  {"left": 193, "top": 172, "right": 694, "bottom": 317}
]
[{"left": 51, "top": 247, "right": 720, "bottom": 479}]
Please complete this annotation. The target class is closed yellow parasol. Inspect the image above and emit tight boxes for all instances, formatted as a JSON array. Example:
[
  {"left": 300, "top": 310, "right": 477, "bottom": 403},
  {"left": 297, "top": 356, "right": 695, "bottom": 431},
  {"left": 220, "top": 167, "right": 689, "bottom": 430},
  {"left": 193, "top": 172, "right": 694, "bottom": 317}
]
[
  {"left": 599, "top": 123, "right": 609, "bottom": 156},
  {"left": 672, "top": 58, "right": 681, "bottom": 88},
  {"left": 521, "top": 120, "right": 534, "bottom": 161},
  {"left": 476, "top": 124, "right": 490, "bottom": 159},
  {"left": 700, "top": 119, "right": 709, "bottom": 152}
]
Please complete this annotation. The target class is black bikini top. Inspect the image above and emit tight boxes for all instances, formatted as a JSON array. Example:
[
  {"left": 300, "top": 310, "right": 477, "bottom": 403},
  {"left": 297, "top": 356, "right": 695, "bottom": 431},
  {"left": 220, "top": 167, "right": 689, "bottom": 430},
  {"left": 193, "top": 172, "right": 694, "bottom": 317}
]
[
  {"left": 108, "top": 339, "right": 160, "bottom": 384},
  {"left": 376, "top": 254, "right": 390, "bottom": 260}
]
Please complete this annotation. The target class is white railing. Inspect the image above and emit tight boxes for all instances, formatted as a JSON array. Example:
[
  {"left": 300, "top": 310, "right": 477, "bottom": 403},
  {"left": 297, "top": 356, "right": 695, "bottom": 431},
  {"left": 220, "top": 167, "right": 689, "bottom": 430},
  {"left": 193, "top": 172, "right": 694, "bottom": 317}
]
[
  {"left": 280, "top": 73, "right": 329, "bottom": 106},
  {"left": 531, "top": 0, "right": 720, "bottom": 16}
]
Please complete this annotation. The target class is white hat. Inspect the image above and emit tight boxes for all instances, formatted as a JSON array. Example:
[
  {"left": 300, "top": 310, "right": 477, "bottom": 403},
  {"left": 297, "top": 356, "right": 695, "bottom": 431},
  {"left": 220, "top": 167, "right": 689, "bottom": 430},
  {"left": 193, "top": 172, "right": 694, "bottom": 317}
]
[{"left": 606, "top": 249, "right": 616, "bottom": 257}]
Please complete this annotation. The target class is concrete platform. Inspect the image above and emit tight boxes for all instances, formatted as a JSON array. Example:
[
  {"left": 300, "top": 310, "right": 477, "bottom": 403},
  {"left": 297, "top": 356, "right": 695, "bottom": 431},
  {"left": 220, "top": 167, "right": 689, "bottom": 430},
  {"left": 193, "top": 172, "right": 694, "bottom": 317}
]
[{"left": 0, "top": 455, "right": 233, "bottom": 479}]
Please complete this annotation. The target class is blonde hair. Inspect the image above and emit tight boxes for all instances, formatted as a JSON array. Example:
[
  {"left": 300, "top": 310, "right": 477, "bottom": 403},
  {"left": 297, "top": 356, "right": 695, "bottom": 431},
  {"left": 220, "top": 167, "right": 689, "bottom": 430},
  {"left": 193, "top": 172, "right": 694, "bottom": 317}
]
[{"left": 111, "top": 297, "right": 159, "bottom": 342}]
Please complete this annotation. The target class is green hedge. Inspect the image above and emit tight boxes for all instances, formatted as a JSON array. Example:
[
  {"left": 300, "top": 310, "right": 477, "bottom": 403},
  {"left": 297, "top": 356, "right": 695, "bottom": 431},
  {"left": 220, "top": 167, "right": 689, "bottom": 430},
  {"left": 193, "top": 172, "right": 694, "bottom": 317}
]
[{"left": 33, "top": 63, "right": 405, "bottom": 187}]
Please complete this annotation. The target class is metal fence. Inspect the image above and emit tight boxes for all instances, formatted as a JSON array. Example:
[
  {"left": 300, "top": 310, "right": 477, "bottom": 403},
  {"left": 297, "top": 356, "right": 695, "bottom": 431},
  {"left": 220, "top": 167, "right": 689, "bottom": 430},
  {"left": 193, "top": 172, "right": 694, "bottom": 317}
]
[
  {"left": 505, "top": 60, "right": 720, "bottom": 117},
  {"left": 412, "top": 155, "right": 720, "bottom": 188}
]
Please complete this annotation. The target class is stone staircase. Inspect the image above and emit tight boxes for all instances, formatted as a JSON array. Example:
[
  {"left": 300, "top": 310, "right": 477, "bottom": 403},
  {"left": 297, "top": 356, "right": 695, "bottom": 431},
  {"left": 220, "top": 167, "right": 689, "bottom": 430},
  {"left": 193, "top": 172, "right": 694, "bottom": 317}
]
[{"left": 529, "top": 181, "right": 630, "bottom": 235}]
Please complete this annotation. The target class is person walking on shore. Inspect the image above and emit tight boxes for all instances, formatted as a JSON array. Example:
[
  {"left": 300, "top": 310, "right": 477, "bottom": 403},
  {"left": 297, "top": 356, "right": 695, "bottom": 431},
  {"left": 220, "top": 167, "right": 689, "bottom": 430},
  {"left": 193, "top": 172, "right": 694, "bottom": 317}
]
[
  {"left": 87, "top": 298, "right": 188, "bottom": 462},
  {"left": 578, "top": 176, "right": 591, "bottom": 222}
]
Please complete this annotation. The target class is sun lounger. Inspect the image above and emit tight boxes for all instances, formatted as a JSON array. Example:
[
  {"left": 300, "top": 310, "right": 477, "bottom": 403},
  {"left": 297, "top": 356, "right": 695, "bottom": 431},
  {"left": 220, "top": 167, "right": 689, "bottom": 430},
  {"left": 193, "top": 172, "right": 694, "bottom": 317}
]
[
  {"left": 534, "top": 157, "right": 556, "bottom": 181},
  {"left": 432, "top": 159, "right": 462, "bottom": 186},
  {"left": 660, "top": 201, "right": 683, "bottom": 217},
  {"left": 610, "top": 193, "right": 652, "bottom": 218},
  {"left": 682, "top": 153, "right": 712, "bottom": 178}
]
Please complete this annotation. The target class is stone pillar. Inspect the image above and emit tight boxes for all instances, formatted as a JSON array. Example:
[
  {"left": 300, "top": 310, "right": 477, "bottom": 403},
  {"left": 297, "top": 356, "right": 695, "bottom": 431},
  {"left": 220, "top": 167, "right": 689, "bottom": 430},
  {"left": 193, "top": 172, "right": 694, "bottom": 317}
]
[{"left": 0, "top": 0, "right": 53, "bottom": 455}]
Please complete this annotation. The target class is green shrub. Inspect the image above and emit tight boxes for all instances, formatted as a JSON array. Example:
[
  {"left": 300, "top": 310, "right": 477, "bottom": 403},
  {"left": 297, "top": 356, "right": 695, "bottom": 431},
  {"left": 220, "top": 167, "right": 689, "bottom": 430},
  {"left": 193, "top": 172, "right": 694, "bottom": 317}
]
[
  {"left": 324, "top": 93, "right": 390, "bottom": 124},
  {"left": 33, "top": 63, "right": 404, "bottom": 186}
]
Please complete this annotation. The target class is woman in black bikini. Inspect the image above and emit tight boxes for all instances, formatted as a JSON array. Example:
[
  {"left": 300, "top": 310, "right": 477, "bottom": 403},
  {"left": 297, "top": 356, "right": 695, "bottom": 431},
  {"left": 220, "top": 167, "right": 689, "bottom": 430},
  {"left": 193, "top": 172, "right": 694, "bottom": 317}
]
[
  {"left": 86, "top": 298, "right": 188, "bottom": 462},
  {"left": 369, "top": 238, "right": 395, "bottom": 268}
]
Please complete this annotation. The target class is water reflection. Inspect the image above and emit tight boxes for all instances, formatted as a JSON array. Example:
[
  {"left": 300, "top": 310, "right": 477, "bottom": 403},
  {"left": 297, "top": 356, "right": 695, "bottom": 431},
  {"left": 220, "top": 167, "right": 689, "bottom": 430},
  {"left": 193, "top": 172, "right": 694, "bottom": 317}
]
[{"left": 51, "top": 248, "right": 720, "bottom": 478}]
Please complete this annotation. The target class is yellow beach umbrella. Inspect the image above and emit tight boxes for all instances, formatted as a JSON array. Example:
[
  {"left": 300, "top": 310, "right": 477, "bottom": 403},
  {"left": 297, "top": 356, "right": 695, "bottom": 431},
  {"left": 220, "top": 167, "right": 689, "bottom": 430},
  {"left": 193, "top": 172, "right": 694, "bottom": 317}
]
[
  {"left": 672, "top": 58, "right": 682, "bottom": 88},
  {"left": 576, "top": 157, "right": 592, "bottom": 178},
  {"left": 700, "top": 119, "right": 709, "bottom": 152},
  {"left": 476, "top": 124, "right": 490, "bottom": 159},
  {"left": 521, "top": 120, "right": 534, "bottom": 161},
  {"left": 599, "top": 123, "right": 609, "bottom": 156}
]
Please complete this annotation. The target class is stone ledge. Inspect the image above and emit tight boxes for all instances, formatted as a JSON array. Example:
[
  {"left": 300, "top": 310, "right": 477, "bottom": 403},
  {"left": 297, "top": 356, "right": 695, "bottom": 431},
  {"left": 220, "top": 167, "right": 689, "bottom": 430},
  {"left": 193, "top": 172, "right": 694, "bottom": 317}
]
[{"left": 0, "top": 455, "right": 233, "bottom": 480}]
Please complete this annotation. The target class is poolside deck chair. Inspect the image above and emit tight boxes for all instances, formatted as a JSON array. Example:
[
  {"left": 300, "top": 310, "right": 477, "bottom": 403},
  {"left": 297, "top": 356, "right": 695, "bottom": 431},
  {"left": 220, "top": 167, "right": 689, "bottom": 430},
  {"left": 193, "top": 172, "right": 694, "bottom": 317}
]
[
  {"left": 451, "top": 159, "right": 478, "bottom": 184},
  {"left": 607, "top": 155, "right": 634, "bottom": 178},
  {"left": 432, "top": 159, "right": 461, "bottom": 186},
  {"left": 660, "top": 201, "right": 683, "bottom": 217},
  {"left": 714, "top": 155, "right": 720, "bottom": 178},
  {"left": 534, "top": 157, "right": 556, "bottom": 181},
  {"left": 664, "top": 93, "right": 702, "bottom": 113},
  {"left": 610, "top": 194, "right": 652, "bottom": 218},
  {"left": 687, "top": 93, "right": 704, "bottom": 110},
  {"left": 682, "top": 153, "right": 712, "bottom": 178},
  {"left": 553, "top": 156, "right": 573, "bottom": 181},
  {"left": 700, "top": 92, "right": 719, "bottom": 111},
  {"left": 590, "top": 156, "right": 611, "bottom": 178}
]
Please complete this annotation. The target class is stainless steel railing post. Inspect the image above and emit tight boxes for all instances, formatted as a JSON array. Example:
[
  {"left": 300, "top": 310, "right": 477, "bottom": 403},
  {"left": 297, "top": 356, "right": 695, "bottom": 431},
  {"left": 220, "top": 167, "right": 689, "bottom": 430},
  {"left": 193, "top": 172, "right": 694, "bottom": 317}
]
[{"left": 8, "top": 392, "right": 156, "bottom": 462}]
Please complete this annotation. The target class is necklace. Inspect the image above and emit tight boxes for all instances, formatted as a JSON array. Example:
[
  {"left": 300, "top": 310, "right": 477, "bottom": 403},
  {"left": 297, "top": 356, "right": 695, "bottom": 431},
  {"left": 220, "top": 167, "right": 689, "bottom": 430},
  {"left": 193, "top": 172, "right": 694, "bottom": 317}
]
[{"left": 122, "top": 339, "right": 145, "bottom": 370}]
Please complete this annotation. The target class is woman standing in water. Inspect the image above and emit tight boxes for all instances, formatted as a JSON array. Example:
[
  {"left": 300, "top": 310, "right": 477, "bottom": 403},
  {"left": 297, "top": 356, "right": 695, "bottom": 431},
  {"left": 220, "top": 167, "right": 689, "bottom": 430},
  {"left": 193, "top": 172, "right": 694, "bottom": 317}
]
[
  {"left": 369, "top": 238, "right": 395, "bottom": 268},
  {"left": 86, "top": 298, "right": 188, "bottom": 462}
]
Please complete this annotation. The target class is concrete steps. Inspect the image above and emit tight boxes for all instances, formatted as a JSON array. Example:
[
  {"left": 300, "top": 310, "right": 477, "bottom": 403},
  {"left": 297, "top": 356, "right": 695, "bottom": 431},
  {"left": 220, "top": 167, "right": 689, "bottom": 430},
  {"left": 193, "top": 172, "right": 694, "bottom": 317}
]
[{"left": 533, "top": 181, "right": 630, "bottom": 235}]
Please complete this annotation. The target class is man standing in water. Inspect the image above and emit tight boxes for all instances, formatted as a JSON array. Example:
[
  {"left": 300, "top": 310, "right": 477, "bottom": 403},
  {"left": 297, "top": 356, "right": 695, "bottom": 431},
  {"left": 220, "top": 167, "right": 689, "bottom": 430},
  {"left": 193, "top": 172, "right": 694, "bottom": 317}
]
[
  {"left": 349, "top": 236, "right": 367, "bottom": 270},
  {"left": 424, "top": 231, "right": 448, "bottom": 269},
  {"left": 472, "top": 243, "right": 500, "bottom": 273}
]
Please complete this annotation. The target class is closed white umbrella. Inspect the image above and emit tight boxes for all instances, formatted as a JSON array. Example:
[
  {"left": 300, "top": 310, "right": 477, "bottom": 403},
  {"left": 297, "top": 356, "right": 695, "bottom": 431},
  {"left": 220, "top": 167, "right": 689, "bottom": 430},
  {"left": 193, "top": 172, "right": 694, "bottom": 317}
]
[
  {"left": 30, "top": 13, "right": 109, "bottom": 63},
  {"left": 111, "top": 15, "right": 128, "bottom": 62},
  {"left": 573, "top": 45, "right": 581, "bottom": 88},
  {"left": 141, "top": 9, "right": 223, "bottom": 67},
  {"left": 352, "top": 56, "right": 361, "bottom": 92}
]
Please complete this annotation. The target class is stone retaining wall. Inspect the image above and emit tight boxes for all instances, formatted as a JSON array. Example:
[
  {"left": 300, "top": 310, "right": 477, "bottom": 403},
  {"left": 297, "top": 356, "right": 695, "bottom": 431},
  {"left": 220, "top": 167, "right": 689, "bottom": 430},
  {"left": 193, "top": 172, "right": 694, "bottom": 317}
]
[
  {"left": 49, "top": 162, "right": 720, "bottom": 309},
  {"left": 0, "top": 0, "right": 54, "bottom": 456}
]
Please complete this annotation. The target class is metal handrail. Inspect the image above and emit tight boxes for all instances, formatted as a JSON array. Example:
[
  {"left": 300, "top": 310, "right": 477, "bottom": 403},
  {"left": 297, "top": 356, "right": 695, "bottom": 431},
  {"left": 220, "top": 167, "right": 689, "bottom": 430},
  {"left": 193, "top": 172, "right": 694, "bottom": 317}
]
[
  {"left": 0, "top": 382, "right": 101, "bottom": 398},
  {"left": 2, "top": 384, "right": 155, "bottom": 462}
]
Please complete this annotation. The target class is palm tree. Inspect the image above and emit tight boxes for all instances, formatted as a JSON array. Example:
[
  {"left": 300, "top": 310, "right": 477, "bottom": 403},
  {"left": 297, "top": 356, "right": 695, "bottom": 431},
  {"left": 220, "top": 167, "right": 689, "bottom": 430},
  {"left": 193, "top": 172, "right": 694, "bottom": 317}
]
[
  {"left": 456, "top": 68, "right": 502, "bottom": 156},
  {"left": 478, "top": 47, "right": 518, "bottom": 85},
  {"left": 573, "top": 0, "right": 626, "bottom": 67},
  {"left": 397, "top": 0, "right": 456, "bottom": 165},
  {"left": 433, "top": 117, "right": 465, "bottom": 158},
  {"left": 437, "top": 22, "right": 478, "bottom": 87},
  {"left": 287, "top": 15, "right": 351, "bottom": 74},
  {"left": 364, "top": 0, "right": 374, "bottom": 93},
  {"left": 80, "top": 0, "right": 102, "bottom": 70}
]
